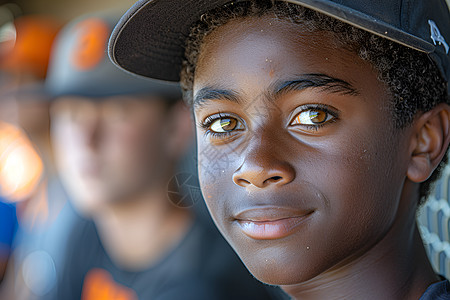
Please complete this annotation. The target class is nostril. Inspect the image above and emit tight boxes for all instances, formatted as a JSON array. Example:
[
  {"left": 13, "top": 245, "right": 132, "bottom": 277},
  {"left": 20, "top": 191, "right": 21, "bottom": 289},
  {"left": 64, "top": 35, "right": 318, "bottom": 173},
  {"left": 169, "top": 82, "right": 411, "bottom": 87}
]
[
  {"left": 263, "top": 176, "right": 283, "bottom": 185},
  {"left": 235, "top": 178, "right": 251, "bottom": 187}
]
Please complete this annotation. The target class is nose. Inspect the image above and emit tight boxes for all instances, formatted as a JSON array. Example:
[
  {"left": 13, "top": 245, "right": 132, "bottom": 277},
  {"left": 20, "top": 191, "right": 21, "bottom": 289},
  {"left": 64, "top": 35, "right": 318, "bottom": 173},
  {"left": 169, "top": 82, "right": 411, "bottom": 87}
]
[
  {"left": 76, "top": 105, "right": 102, "bottom": 150},
  {"left": 232, "top": 135, "right": 295, "bottom": 188},
  {"left": 233, "top": 162, "right": 295, "bottom": 188},
  {"left": 84, "top": 119, "right": 101, "bottom": 150}
]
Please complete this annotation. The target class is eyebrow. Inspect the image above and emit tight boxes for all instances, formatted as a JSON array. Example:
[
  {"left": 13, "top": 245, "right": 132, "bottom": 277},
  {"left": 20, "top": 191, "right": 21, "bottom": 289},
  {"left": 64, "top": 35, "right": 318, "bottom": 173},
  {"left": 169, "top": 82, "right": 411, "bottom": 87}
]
[
  {"left": 193, "top": 88, "right": 240, "bottom": 108},
  {"left": 193, "top": 73, "right": 359, "bottom": 107},
  {"left": 275, "top": 73, "right": 359, "bottom": 96}
]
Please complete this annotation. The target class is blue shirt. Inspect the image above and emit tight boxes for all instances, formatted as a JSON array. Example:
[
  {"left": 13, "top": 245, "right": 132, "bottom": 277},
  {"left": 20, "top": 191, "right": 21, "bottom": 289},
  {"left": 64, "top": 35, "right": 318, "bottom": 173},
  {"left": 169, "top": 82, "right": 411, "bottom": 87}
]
[{"left": 0, "top": 200, "right": 17, "bottom": 251}]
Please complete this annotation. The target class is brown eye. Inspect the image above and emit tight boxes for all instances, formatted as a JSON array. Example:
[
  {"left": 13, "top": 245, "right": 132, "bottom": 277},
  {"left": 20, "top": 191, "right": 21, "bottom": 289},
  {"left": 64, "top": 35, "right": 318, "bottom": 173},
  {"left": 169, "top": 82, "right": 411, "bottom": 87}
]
[
  {"left": 290, "top": 109, "right": 333, "bottom": 126},
  {"left": 210, "top": 117, "right": 243, "bottom": 133},
  {"left": 309, "top": 110, "right": 327, "bottom": 123}
]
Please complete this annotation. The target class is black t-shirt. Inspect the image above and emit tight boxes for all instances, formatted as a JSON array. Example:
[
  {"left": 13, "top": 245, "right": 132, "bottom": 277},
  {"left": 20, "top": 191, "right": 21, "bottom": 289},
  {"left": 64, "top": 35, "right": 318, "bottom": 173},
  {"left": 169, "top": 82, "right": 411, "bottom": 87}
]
[{"left": 57, "top": 217, "right": 282, "bottom": 300}]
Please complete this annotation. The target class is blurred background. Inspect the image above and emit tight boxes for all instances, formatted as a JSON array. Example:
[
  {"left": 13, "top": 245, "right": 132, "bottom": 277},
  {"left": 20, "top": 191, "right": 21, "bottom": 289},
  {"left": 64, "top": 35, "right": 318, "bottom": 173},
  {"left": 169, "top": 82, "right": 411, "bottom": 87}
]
[{"left": 0, "top": 0, "right": 136, "bottom": 21}]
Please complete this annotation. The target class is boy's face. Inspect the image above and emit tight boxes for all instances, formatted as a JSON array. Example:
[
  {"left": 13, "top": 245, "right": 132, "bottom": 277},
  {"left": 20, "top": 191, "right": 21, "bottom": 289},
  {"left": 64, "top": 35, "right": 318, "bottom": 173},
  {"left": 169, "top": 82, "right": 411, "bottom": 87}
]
[
  {"left": 193, "top": 17, "right": 415, "bottom": 285},
  {"left": 51, "top": 96, "right": 172, "bottom": 214}
]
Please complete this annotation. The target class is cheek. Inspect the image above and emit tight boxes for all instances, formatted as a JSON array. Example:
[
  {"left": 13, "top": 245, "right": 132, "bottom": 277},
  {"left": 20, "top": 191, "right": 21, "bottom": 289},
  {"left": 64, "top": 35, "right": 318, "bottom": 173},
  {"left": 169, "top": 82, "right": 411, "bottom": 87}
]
[
  {"left": 313, "top": 127, "right": 404, "bottom": 236},
  {"left": 104, "top": 123, "right": 170, "bottom": 186},
  {"left": 196, "top": 127, "right": 232, "bottom": 179},
  {"left": 105, "top": 123, "right": 158, "bottom": 157},
  {"left": 52, "top": 123, "right": 83, "bottom": 167},
  {"left": 196, "top": 137, "right": 237, "bottom": 219}
]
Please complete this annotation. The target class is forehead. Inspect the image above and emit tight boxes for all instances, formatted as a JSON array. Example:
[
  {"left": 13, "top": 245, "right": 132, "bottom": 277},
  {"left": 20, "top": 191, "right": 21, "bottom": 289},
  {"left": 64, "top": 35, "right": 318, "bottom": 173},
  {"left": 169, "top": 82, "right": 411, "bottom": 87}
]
[{"left": 194, "top": 16, "right": 380, "bottom": 97}]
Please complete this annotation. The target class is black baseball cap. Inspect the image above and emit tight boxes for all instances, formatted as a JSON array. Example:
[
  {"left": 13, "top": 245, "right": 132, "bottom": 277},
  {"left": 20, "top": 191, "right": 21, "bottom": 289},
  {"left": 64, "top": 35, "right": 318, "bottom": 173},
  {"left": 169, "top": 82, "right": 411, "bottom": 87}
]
[
  {"left": 108, "top": 0, "right": 450, "bottom": 89},
  {"left": 46, "top": 12, "right": 181, "bottom": 100}
]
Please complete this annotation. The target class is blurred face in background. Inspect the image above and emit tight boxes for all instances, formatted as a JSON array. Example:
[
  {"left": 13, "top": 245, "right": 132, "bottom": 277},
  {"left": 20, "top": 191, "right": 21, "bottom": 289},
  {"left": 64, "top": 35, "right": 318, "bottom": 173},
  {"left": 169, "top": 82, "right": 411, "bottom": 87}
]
[{"left": 50, "top": 95, "right": 177, "bottom": 215}]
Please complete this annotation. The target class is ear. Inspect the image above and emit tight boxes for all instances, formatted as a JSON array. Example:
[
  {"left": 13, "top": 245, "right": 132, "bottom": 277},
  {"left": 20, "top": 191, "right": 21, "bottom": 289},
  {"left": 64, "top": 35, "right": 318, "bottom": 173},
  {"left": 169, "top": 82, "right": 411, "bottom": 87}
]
[
  {"left": 165, "top": 101, "right": 194, "bottom": 158},
  {"left": 407, "top": 103, "right": 450, "bottom": 183}
]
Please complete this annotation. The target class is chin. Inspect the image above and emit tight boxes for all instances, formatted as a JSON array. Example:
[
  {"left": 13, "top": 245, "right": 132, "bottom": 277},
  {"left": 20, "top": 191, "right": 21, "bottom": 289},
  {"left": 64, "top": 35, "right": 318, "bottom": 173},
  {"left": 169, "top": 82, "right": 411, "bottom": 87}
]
[
  {"left": 71, "top": 194, "right": 109, "bottom": 216},
  {"left": 230, "top": 240, "right": 325, "bottom": 286}
]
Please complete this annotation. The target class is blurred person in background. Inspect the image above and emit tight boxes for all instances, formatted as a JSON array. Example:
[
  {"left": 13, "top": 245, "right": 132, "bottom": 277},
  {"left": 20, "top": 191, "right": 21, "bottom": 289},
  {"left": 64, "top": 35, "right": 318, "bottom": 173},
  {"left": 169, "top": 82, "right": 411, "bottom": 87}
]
[
  {"left": 0, "top": 11, "right": 85, "bottom": 300},
  {"left": 48, "top": 12, "right": 279, "bottom": 300}
]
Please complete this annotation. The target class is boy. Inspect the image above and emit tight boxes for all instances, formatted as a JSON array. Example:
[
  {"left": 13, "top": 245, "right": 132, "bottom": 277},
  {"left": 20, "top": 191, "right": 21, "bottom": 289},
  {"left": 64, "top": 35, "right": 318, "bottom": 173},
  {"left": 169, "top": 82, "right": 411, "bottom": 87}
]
[{"left": 109, "top": 0, "right": 450, "bottom": 298}]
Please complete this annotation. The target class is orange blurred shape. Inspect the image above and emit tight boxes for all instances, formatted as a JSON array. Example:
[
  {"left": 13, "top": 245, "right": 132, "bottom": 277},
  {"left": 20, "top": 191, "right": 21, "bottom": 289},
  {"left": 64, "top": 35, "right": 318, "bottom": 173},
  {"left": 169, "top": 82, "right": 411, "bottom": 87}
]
[
  {"left": 82, "top": 269, "right": 137, "bottom": 300},
  {"left": 70, "top": 18, "right": 110, "bottom": 71},
  {"left": 0, "top": 15, "right": 61, "bottom": 79},
  {"left": 0, "top": 121, "right": 43, "bottom": 201}
]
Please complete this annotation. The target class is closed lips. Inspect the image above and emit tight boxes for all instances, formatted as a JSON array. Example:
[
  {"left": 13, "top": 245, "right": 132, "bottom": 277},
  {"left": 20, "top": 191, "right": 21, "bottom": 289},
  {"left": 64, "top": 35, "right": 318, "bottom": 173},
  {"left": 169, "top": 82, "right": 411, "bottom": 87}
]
[{"left": 234, "top": 207, "right": 315, "bottom": 240}]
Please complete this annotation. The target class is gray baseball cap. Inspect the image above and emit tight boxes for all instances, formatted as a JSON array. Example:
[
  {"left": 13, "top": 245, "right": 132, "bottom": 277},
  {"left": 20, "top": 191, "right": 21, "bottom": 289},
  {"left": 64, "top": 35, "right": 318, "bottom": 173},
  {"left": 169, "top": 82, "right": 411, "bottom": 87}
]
[
  {"left": 46, "top": 12, "right": 181, "bottom": 100},
  {"left": 108, "top": 0, "right": 450, "bottom": 86}
]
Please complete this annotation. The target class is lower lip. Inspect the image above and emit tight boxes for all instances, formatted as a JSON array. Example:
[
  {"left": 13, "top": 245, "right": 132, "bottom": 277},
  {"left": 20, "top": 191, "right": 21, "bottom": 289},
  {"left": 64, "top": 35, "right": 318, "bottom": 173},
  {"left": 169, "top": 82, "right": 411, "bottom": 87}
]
[{"left": 237, "top": 214, "right": 313, "bottom": 240}]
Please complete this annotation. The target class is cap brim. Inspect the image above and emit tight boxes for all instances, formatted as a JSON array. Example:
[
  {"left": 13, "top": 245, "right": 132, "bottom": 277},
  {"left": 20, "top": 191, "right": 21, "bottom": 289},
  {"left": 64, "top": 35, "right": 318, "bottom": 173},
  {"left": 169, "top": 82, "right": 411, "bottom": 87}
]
[{"left": 109, "top": 0, "right": 435, "bottom": 82}]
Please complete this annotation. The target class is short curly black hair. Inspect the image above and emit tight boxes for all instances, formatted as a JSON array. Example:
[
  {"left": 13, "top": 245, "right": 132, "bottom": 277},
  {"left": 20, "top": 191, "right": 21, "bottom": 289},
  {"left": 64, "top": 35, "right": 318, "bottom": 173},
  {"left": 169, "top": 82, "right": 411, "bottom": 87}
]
[{"left": 180, "top": 0, "right": 449, "bottom": 204}]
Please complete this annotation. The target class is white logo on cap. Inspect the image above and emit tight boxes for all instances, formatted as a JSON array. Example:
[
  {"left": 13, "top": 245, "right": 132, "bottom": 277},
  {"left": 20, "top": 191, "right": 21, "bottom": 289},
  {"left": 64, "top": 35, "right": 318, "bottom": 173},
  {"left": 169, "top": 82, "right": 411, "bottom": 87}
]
[{"left": 428, "top": 20, "right": 449, "bottom": 54}]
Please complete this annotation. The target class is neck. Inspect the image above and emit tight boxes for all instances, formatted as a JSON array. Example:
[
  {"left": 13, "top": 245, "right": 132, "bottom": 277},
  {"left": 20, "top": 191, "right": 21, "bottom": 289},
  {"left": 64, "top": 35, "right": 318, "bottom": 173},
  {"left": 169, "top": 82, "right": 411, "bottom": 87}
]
[
  {"left": 282, "top": 181, "right": 439, "bottom": 300},
  {"left": 94, "top": 189, "right": 193, "bottom": 271}
]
